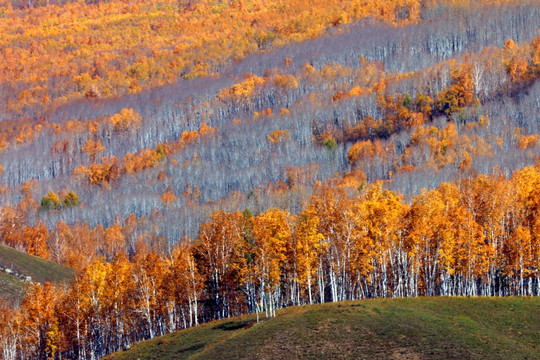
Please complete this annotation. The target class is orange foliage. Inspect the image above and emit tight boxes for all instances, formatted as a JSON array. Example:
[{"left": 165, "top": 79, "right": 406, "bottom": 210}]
[
  {"left": 267, "top": 129, "right": 289, "bottom": 144},
  {"left": 161, "top": 188, "right": 177, "bottom": 207},
  {"left": 0, "top": 0, "right": 424, "bottom": 117},
  {"left": 109, "top": 108, "right": 142, "bottom": 133}
]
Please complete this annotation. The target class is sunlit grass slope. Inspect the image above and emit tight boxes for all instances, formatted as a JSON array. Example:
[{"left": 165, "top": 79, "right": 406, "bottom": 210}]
[
  {"left": 0, "top": 244, "right": 75, "bottom": 305},
  {"left": 106, "top": 297, "right": 540, "bottom": 360}
]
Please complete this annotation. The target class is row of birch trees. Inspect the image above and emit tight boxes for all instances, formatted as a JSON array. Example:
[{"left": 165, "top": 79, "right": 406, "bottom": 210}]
[{"left": 2, "top": 166, "right": 540, "bottom": 359}]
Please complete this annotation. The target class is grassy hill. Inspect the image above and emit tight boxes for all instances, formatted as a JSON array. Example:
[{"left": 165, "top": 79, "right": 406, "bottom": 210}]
[
  {"left": 0, "top": 270, "right": 27, "bottom": 306},
  {"left": 106, "top": 297, "right": 539, "bottom": 360},
  {"left": 0, "top": 245, "right": 75, "bottom": 305}
]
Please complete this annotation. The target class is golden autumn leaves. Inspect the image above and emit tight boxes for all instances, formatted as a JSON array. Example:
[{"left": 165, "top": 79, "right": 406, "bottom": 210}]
[
  {"left": 2, "top": 167, "right": 540, "bottom": 358},
  {"left": 73, "top": 109, "right": 215, "bottom": 187},
  {"left": 0, "top": 0, "right": 426, "bottom": 118}
]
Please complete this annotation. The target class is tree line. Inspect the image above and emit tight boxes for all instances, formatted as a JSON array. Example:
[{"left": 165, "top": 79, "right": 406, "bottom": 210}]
[{"left": 1, "top": 166, "right": 539, "bottom": 359}]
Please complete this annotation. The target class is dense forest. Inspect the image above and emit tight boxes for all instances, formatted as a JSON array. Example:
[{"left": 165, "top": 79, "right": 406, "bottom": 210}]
[{"left": 0, "top": 0, "right": 539, "bottom": 359}]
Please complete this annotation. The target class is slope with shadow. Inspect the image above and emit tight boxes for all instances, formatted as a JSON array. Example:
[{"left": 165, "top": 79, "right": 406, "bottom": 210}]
[
  {"left": 105, "top": 297, "right": 539, "bottom": 360},
  {"left": 0, "top": 245, "right": 75, "bottom": 306}
]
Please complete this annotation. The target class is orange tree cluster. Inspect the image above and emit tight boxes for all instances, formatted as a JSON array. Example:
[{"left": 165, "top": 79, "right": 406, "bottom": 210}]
[
  {"left": 1, "top": 166, "right": 540, "bottom": 358},
  {"left": 0, "top": 0, "right": 425, "bottom": 118},
  {"left": 341, "top": 37, "right": 540, "bottom": 143},
  {"left": 74, "top": 121, "right": 215, "bottom": 186}
]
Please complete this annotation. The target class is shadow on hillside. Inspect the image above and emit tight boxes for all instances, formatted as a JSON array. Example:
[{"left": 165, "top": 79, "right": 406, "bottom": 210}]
[
  {"left": 213, "top": 321, "right": 254, "bottom": 331},
  {"left": 178, "top": 343, "right": 204, "bottom": 353}
]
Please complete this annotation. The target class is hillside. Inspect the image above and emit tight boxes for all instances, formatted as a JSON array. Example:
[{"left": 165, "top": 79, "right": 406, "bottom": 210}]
[
  {"left": 0, "top": 0, "right": 540, "bottom": 359},
  {"left": 0, "top": 244, "right": 74, "bottom": 305},
  {"left": 106, "top": 297, "right": 540, "bottom": 360},
  {"left": 0, "top": 271, "right": 26, "bottom": 306}
]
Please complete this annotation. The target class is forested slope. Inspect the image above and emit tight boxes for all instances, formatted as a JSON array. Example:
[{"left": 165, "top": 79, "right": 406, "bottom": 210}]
[
  {"left": 0, "top": 0, "right": 539, "bottom": 359},
  {"left": 0, "top": 0, "right": 539, "bottom": 244}
]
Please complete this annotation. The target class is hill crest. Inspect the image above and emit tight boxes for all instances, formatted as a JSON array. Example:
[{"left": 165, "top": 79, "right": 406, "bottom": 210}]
[{"left": 106, "top": 297, "right": 540, "bottom": 360}]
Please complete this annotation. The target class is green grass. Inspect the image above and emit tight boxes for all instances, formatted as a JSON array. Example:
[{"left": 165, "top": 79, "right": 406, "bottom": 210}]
[
  {"left": 0, "top": 244, "right": 75, "bottom": 305},
  {"left": 0, "top": 245, "right": 74, "bottom": 285},
  {"left": 0, "top": 270, "right": 27, "bottom": 306},
  {"left": 106, "top": 297, "right": 540, "bottom": 360}
]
